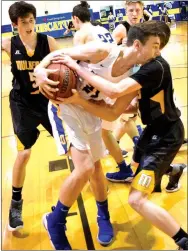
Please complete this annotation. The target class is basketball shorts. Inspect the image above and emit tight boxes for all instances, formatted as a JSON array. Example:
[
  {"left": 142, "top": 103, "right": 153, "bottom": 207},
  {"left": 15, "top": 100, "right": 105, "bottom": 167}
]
[
  {"left": 48, "top": 101, "right": 70, "bottom": 155},
  {"left": 131, "top": 118, "right": 184, "bottom": 194},
  {"left": 59, "top": 103, "right": 105, "bottom": 162},
  {"left": 9, "top": 89, "right": 53, "bottom": 151}
]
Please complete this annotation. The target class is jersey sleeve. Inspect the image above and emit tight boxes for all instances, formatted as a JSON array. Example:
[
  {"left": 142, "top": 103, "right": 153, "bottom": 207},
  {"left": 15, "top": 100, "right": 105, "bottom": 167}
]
[{"left": 130, "top": 60, "right": 164, "bottom": 89}]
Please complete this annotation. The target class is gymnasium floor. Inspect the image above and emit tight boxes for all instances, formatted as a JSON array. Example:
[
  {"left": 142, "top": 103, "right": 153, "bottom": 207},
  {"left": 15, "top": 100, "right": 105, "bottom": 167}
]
[{"left": 1, "top": 22, "right": 187, "bottom": 250}]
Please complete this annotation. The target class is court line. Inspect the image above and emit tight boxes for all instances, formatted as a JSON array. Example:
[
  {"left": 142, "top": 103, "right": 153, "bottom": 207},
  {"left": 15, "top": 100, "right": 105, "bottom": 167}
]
[{"left": 69, "top": 159, "right": 95, "bottom": 250}]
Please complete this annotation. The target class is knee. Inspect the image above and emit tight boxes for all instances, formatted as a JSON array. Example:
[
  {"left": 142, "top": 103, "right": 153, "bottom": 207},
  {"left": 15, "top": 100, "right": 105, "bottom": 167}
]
[
  {"left": 17, "top": 149, "right": 31, "bottom": 161},
  {"left": 128, "top": 192, "right": 147, "bottom": 211},
  {"left": 79, "top": 159, "right": 94, "bottom": 180}
]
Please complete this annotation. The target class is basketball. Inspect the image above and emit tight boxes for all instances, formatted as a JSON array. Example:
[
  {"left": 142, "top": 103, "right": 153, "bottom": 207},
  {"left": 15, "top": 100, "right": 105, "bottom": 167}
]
[{"left": 46, "top": 63, "right": 77, "bottom": 100}]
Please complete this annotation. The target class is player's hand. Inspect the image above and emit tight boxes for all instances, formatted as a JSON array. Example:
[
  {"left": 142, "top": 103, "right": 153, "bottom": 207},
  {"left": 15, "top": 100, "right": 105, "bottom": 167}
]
[
  {"left": 52, "top": 55, "right": 80, "bottom": 72},
  {"left": 34, "top": 67, "right": 59, "bottom": 97},
  {"left": 52, "top": 89, "right": 82, "bottom": 105}
]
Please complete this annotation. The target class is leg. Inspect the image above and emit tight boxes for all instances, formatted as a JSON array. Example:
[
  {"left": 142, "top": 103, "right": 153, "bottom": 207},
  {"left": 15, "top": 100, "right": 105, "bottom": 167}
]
[
  {"left": 128, "top": 188, "right": 182, "bottom": 237},
  {"left": 9, "top": 148, "right": 31, "bottom": 231},
  {"left": 102, "top": 128, "right": 123, "bottom": 164},
  {"left": 90, "top": 160, "right": 114, "bottom": 245},
  {"left": 59, "top": 146, "right": 94, "bottom": 206},
  {"left": 102, "top": 128, "right": 133, "bottom": 183},
  {"left": 8, "top": 129, "right": 39, "bottom": 231},
  {"left": 90, "top": 160, "right": 107, "bottom": 202}
]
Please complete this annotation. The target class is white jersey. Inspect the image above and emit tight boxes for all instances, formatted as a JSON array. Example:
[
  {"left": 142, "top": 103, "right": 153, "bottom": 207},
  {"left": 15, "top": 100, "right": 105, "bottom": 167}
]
[{"left": 77, "top": 46, "right": 133, "bottom": 104}]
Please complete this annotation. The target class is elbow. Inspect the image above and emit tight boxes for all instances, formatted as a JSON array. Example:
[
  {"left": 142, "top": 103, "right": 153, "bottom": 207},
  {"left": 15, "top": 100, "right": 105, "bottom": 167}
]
[
  {"left": 108, "top": 110, "right": 121, "bottom": 121},
  {"left": 108, "top": 88, "right": 120, "bottom": 99}
]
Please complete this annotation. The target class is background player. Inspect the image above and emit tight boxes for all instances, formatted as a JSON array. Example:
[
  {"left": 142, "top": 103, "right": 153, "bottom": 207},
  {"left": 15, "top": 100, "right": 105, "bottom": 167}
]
[{"left": 1, "top": 1, "right": 64, "bottom": 232}]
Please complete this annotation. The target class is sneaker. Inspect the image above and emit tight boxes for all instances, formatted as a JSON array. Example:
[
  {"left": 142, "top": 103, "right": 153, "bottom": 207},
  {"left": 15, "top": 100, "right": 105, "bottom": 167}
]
[
  {"left": 8, "top": 199, "right": 23, "bottom": 231},
  {"left": 176, "top": 237, "right": 188, "bottom": 250},
  {"left": 166, "top": 163, "right": 186, "bottom": 193},
  {"left": 97, "top": 215, "right": 114, "bottom": 246},
  {"left": 42, "top": 213, "right": 72, "bottom": 250},
  {"left": 106, "top": 170, "right": 133, "bottom": 183}
]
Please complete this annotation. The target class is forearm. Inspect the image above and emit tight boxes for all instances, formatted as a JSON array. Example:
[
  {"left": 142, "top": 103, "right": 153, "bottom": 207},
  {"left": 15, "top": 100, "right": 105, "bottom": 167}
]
[{"left": 76, "top": 66, "right": 118, "bottom": 99}]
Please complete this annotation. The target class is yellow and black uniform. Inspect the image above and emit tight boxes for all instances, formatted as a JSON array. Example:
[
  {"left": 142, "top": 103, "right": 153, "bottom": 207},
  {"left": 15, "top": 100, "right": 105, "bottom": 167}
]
[
  {"left": 129, "top": 56, "right": 184, "bottom": 194},
  {"left": 10, "top": 33, "right": 52, "bottom": 150}
]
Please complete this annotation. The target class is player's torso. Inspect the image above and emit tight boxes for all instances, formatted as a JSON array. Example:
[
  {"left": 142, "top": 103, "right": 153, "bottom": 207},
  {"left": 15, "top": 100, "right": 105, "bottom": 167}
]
[
  {"left": 11, "top": 33, "right": 50, "bottom": 95},
  {"left": 77, "top": 46, "right": 133, "bottom": 102}
]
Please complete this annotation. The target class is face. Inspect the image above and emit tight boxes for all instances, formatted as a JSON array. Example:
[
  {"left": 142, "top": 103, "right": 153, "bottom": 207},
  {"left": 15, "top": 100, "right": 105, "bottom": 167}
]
[
  {"left": 13, "top": 13, "right": 35, "bottom": 37},
  {"left": 126, "top": 3, "right": 143, "bottom": 25},
  {"left": 135, "top": 36, "right": 161, "bottom": 64}
]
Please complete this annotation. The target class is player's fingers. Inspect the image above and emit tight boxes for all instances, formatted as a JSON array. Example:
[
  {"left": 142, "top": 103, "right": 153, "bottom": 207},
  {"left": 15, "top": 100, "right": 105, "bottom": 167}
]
[
  {"left": 44, "top": 84, "right": 59, "bottom": 93},
  {"left": 50, "top": 99, "right": 62, "bottom": 104},
  {"left": 39, "top": 87, "right": 52, "bottom": 98},
  {"left": 52, "top": 60, "right": 66, "bottom": 64},
  {"left": 71, "top": 89, "right": 77, "bottom": 94},
  {"left": 45, "top": 78, "right": 59, "bottom": 86},
  {"left": 46, "top": 68, "right": 59, "bottom": 74}
]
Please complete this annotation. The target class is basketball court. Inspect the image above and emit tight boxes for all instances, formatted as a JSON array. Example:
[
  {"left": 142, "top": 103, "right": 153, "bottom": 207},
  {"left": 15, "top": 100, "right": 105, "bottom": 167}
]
[{"left": 2, "top": 22, "right": 187, "bottom": 250}]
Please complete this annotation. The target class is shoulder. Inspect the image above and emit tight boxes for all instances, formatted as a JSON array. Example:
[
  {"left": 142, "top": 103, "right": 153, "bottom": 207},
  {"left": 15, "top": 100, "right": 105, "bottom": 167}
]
[
  {"left": 2, "top": 37, "right": 11, "bottom": 55},
  {"left": 47, "top": 35, "right": 60, "bottom": 52}
]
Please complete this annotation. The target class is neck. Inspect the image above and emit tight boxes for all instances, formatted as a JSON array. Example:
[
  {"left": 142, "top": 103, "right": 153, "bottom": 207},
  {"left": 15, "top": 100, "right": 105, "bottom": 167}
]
[
  {"left": 19, "top": 32, "right": 37, "bottom": 44},
  {"left": 79, "top": 22, "right": 91, "bottom": 29}
]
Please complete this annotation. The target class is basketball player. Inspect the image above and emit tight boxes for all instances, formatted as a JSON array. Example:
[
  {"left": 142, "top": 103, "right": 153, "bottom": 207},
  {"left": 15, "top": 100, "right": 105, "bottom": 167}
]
[
  {"left": 34, "top": 21, "right": 176, "bottom": 249},
  {"left": 108, "top": 0, "right": 144, "bottom": 182},
  {"left": 70, "top": 1, "right": 134, "bottom": 183},
  {"left": 1, "top": 1, "right": 65, "bottom": 232},
  {"left": 49, "top": 23, "right": 188, "bottom": 250}
]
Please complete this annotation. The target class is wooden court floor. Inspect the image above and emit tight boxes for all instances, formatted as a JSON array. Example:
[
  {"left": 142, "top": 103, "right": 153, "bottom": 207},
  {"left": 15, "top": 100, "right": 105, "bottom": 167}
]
[{"left": 1, "top": 22, "right": 187, "bottom": 250}]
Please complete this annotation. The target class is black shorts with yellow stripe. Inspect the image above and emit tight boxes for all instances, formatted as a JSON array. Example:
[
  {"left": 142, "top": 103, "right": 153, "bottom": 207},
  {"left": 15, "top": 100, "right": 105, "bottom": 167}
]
[
  {"left": 132, "top": 118, "right": 184, "bottom": 194},
  {"left": 10, "top": 89, "right": 53, "bottom": 151}
]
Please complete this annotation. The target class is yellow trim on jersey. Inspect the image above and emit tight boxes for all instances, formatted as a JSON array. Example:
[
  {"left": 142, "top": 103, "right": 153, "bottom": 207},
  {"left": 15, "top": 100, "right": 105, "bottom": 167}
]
[
  {"left": 131, "top": 170, "right": 155, "bottom": 194},
  {"left": 15, "top": 135, "right": 25, "bottom": 151}
]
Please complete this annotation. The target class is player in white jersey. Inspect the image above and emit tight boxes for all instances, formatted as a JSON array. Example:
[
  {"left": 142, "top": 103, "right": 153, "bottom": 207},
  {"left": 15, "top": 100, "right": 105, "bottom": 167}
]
[
  {"left": 34, "top": 2, "right": 117, "bottom": 249},
  {"left": 34, "top": 21, "right": 170, "bottom": 250},
  {"left": 70, "top": 1, "right": 134, "bottom": 184}
]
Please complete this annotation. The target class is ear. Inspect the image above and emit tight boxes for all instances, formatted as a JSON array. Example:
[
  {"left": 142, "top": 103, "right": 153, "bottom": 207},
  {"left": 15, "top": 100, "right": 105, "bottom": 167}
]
[
  {"left": 12, "top": 22, "right": 17, "bottom": 28},
  {"left": 133, "top": 39, "right": 141, "bottom": 51}
]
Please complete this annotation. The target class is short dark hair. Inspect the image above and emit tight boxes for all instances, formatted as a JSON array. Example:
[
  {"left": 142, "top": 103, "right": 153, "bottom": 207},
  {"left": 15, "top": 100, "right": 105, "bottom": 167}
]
[
  {"left": 9, "top": 1, "right": 36, "bottom": 25},
  {"left": 127, "top": 21, "right": 171, "bottom": 49},
  {"left": 72, "top": 1, "right": 90, "bottom": 23}
]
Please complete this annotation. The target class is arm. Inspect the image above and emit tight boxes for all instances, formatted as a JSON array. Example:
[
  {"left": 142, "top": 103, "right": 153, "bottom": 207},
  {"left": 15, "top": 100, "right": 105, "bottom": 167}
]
[
  {"left": 76, "top": 64, "right": 142, "bottom": 98},
  {"left": 47, "top": 35, "right": 61, "bottom": 52},
  {"left": 2, "top": 37, "right": 11, "bottom": 57},
  {"left": 62, "top": 91, "right": 138, "bottom": 121},
  {"left": 112, "top": 24, "right": 127, "bottom": 44},
  {"left": 34, "top": 40, "right": 110, "bottom": 71}
]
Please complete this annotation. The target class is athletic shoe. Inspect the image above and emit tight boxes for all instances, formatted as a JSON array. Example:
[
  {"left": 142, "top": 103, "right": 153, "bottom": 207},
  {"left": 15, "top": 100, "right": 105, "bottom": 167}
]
[
  {"left": 176, "top": 237, "right": 188, "bottom": 250},
  {"left": 97, "top": 214, "right": 114, "bottom": 246},
  {"left": 42, "top": 212, "right": 72, "bottom": 250},
  {"left": 166, "top": 163, "right": 186, "bottom": 193},
  {"left": 8, "top": 199, "right": 23, "bottom": 231},
  {"left": 105, "top": 149, "right": 128, "bottom": 158},
  {"left": 106, "top": 170, "right": 133, "bottom": 183}
]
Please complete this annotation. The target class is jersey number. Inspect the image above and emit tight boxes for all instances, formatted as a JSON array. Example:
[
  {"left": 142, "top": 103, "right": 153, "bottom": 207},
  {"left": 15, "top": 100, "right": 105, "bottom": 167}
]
[
  {"left": 98, "top": 33, "right": 114, "bottom": 43},
  {"left": 82, "top": 84, "right": 100, "bottom": 99},
  {"left": 29, "top": 72, "right": 39, "bottom": 94}
]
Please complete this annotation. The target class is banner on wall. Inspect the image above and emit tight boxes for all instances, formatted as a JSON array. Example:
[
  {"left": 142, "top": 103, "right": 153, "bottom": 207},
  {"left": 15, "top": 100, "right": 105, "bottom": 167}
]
[{"left": 35, "top": 13, "right": 72, "bottom": 38}]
